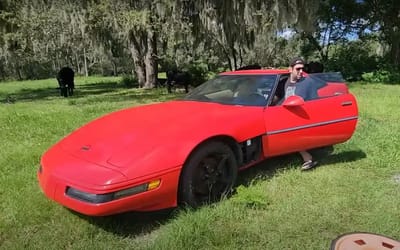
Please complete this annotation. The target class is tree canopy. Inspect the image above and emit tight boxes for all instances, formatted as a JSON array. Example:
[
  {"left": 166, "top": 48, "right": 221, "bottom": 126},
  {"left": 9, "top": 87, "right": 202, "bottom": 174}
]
[{"left": 0, "top": 0, "right": 398, "bottom": 83}]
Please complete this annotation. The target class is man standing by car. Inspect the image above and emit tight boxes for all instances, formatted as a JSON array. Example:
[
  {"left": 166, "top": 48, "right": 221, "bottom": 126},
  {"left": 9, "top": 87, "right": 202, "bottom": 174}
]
[{"left": 285, "top": 57, "right": 319, "bottom": 170}]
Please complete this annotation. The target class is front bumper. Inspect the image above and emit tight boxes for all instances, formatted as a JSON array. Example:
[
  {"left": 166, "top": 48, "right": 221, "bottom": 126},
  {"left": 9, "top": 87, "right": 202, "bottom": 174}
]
[
  {"left": 38, "top": 169, "right": 180, "bottom": 216},
  {"left": 37, "top": 148, "right": 181, "bottom": 216}
]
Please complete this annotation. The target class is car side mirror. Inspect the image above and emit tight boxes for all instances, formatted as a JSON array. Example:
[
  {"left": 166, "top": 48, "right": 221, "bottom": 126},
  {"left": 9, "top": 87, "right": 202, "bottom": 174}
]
[{"left": 282, "top": 95, "right": 305, "bottom": 107}]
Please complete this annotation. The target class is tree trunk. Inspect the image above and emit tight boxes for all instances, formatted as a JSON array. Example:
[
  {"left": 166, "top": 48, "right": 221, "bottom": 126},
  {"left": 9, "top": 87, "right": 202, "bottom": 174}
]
[
  {"left": 230, "top": 42, "right": 238, "bottom": 70},
  {"left": 83, "top": 47, "right": 88, "bottom": 77},
  {"left": 144, "top": 29, "right": 157, "bottom": 89},
  {"left": 75, "top": 53, "right": 81, "bottom": 75},
  {"left": 388, "top": 31, "right": 400, "bottom": 68},
  {"left": 226, "top": 54, "right": 233, "bottom": 70},
  {"left": 14, "top": 60, "right": 22, "bottom": 80},
  {"left": 129, "top": 39, "right": 146, "bottom": 87},
  {"left": 112, "top": 60, "right": 117, "bottom": 76},
  {"left": 238, "top": 47, "right": 243, "bottom": 67}
]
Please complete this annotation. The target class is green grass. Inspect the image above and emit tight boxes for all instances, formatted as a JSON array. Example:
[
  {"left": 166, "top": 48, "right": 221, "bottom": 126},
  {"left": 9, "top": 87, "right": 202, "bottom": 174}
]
[{"left": 0, "top": 79, "right": 399, "bottom": 249}]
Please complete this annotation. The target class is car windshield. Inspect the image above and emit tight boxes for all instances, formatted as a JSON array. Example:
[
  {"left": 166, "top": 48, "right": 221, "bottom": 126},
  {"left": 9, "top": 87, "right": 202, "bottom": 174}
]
[{"left": 184, "top": 74, "right": 278, "bottom": 106}]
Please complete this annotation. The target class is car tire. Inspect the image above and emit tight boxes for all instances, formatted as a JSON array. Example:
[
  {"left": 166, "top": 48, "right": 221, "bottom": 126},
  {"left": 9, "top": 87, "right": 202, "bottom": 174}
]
[{"left": 179, "top": 141, "right": 238, "bottom": 208}]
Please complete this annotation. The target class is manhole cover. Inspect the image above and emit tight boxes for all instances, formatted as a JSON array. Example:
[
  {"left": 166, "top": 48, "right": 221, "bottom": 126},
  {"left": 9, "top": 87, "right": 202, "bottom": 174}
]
[{"left": 331, "top": 232, "right": 400, "bottom": 250}]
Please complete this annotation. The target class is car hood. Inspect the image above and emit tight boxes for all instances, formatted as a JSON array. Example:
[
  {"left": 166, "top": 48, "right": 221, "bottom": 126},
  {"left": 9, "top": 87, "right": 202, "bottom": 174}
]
[{"left": 56, "top": 100, "right": 266, "bottom": 171}]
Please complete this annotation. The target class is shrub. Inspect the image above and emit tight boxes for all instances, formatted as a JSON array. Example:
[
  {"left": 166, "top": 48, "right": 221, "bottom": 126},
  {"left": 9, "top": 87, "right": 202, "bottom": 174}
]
[
  {"left": 325, "top": 40, "right": 379, "bottom": 81},
  {"left": 187, "top": 62, "right": 209, "bottom": 86},
  {"left": 361, "top": 70, "right": 400, "bottom": 84},
  {"left": 120, "top": 74, "right": 138, "bottom": 88}
]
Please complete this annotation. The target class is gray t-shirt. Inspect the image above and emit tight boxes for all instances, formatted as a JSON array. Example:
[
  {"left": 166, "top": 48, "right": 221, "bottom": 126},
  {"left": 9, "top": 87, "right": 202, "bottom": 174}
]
[
  {"left": 284, "top": 82, "right": 296, "bottom": 99},
  {"left": 284, "top": 77, "right": 319, "bottom": 101}
]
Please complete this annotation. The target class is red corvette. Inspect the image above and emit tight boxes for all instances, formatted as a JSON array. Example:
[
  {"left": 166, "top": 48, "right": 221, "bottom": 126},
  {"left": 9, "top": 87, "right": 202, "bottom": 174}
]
[{"left": 38, "top": 69, "right": 358, "bottom": 216}]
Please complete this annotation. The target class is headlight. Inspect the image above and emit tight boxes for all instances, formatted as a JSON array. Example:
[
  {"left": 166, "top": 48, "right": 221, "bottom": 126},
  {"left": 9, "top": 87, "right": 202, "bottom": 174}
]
[{"left": 66, "top": 179, "right": 161, "bottom": 204}]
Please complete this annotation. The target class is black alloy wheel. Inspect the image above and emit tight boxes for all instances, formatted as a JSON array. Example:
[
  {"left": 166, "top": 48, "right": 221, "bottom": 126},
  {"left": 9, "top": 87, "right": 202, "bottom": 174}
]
[{"left": 179, "top": 141, "right": 238, "bottom": 207}]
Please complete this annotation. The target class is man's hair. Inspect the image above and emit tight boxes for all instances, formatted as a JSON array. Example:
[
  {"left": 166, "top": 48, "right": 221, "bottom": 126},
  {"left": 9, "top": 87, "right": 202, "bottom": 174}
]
[{"left": 289, "top": 57, "right": 305, "bottom": 67}]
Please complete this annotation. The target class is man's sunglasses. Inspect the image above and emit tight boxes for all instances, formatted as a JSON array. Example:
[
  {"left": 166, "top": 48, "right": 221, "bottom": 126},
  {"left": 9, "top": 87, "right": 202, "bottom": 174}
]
[{"left": 294, "top": 67, "right": 304, "bottom": 71}]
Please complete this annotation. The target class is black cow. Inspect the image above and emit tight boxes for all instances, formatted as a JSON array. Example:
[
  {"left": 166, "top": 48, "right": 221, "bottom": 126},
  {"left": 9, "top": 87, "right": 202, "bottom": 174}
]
[
  {"left": 57, "top": 67, "right": 75, "bottom": 97},
  {"left": 166, "top": 70, "right": 192, "bottom": 93},
  {"left": 156, "top": 78, "right": 167, "bottom": 88},
  {"left": 305, "top": 62, "right": 324, "bottom": 73}
]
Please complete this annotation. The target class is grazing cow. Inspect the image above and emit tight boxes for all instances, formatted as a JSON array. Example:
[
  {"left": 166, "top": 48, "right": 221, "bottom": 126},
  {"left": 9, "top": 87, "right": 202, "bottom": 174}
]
[
  {"left": 305, "top": 62, "right": 324, "bottom": 73},
  {"left": 57, "top": 67, "right": 75, "bottom": 97},
  {"left": 156, "top": 78, "right": 167, "bottom": 88},
  {"left": 166, "top": 70, "right": 192, "bottom": 93}
]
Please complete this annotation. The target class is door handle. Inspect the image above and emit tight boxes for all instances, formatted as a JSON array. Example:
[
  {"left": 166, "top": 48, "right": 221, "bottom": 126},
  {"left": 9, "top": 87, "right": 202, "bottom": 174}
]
[{"left": 341, "top": 101, "right": 353, "bottom": 106}]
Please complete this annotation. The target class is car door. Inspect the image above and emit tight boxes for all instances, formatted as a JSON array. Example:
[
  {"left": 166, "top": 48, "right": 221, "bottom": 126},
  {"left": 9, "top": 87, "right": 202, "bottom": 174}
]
[{"left": 261, "top": 93, "right": 358, "bottom": 157}]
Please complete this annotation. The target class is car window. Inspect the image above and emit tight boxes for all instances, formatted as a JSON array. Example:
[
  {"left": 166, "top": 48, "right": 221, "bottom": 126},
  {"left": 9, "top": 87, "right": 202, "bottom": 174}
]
[
  {"left": 271, "top": 74, "right": 289, "bottom": 105},
  {"left": 309, "top": 72, "right": 344, "bottom": 83},
  {"left": 270, "top": 73, "right": 328, "bottom": 106},
  {"left": 184, "top": 75, "right": 278, "bottom": 106}
]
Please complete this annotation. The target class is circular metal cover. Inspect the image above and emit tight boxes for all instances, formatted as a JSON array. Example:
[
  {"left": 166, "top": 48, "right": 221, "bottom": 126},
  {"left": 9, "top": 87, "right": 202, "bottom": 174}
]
[{"left": 331, "top": 232, "right": 400, "bottom": 250}]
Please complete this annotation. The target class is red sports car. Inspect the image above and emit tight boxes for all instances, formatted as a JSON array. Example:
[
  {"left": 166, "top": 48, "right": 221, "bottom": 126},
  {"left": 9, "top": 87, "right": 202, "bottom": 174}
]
[{"left": 38, "top": 69, "right": 358, "bottom": 216}]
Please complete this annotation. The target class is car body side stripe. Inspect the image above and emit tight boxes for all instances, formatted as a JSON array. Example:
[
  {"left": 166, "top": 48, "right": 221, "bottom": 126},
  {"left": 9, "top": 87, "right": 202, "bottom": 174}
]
[{"left": 266, "top": 116, "right": 358, "bottom": 135}]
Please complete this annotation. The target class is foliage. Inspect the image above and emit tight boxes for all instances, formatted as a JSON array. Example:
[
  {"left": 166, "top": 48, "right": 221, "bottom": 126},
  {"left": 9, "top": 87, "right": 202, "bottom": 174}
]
[
  {"left": 362, "top": 70, "right": 400, "bottom": 84},
  {"left": 325, "top": 39, "right": 379, "bottom": 81},
  {"left": 360, "top": 0, "right": 400, "bottom": 66},
  {"left": 299, "top": 0, "right": 366, "bottom": 62},
  {"left": 291, "top": 0, "right": 400, "bottom": 76},
  {"left": 181, "top": 0, "right": 320, "bottom": 70},
  {"left": 0, "top": 0, "right": 323, "bottom": 81},
  {"left": 0, "top": 0, "right": 400, "bottom": 82},
  {"left": 186, "top": 61, "right": 209, "bottom": 86}
]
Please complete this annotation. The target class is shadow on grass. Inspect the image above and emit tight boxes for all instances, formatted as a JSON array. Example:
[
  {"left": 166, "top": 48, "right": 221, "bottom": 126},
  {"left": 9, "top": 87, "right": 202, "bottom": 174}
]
[
  {"left": 1, "top": 87, "right": 60, "bottom": 103},
  {"left": 70, "top": 88, "right": 181, "bottom": 105},
  {"left": 237, "top": 147, "right": 367, "bottom": 186},
  {"left": 71, "top": 81, "right": 122, "bottom": 97},
  {"left": 0, "top": 80, "right": 179, "bottom": 104},
  {"left": 72, "top": 208, "right": 178, "bottom": 237},
  {"left": 315, "top": 148, "right": 367, "bottom": 166},
  {"left": 1, "top": 81, "right": 124, "bottom": 103}
]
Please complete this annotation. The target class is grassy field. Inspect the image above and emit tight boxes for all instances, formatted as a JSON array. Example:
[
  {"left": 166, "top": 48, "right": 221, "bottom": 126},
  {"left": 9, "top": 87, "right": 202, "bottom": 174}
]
[{"left": 0, "top": 77, "right": 399, "bottom": 249}]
